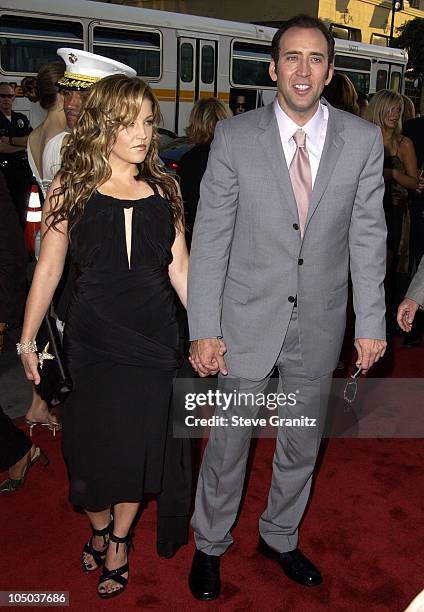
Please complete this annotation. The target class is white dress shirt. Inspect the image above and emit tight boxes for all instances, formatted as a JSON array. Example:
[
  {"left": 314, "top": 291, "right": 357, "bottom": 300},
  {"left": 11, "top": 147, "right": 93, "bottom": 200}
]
[{"left": 274, "top": 98, "right": 328, "bottom": 188}]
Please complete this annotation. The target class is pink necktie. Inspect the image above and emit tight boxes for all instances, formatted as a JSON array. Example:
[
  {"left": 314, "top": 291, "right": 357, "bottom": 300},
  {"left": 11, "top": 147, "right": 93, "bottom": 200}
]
[{"left": 289, "top": 130, "right": 312, "bottom": 238}]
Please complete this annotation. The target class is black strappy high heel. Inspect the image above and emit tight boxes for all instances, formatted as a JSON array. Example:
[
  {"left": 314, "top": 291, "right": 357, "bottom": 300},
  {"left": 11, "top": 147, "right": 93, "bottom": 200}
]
[
  {"left": 97, "top": 532, "right": 134, "bottom": 599},
  {"left": 81, "top": 520, "right": 113, "bottom": 573}
]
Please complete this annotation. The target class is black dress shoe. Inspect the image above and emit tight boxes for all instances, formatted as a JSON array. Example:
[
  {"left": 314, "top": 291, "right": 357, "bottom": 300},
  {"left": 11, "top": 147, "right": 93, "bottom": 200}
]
[
  {"left": 189, "top": 549, "right": 221, "bottom": 601},
  {"left": 258, "top": 537, "right": 322, "bottom": 587}
]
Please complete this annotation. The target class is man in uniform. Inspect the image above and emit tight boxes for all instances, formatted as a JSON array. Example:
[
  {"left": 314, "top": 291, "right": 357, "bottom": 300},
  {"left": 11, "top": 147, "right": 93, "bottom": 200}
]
[
  {"left": 0, "top": 82, "right": 33, "bottom": 227},
  {"left": 42, "top": 48, "right": 137, "bottom": 185}
]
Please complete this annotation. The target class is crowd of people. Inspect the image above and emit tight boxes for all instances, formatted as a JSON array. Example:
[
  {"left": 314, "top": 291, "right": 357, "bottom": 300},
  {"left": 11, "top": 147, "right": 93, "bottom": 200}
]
[{"left": 1, "top": 13, "right": 424, "bottom": 608}]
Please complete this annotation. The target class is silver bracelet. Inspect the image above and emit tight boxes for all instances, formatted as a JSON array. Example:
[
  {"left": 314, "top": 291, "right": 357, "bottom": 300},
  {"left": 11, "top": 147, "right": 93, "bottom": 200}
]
[{"left": 16, "top": 340, "right": 38, "bottom": 355}]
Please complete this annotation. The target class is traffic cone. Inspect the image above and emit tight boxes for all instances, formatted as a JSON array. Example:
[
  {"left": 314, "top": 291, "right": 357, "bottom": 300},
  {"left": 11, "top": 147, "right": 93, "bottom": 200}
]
[{"left": 24, "top": 183, "right": 42, "bottom": 256}]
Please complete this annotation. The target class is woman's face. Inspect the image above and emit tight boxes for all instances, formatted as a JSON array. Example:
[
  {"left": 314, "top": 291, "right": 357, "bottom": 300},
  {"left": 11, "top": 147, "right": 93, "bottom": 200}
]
[
  {"left": 109, "top": 97, "right": 154, "bottom": 167},
  {"left": 384, "top": 104, "right": 401, "bottom": 129}
]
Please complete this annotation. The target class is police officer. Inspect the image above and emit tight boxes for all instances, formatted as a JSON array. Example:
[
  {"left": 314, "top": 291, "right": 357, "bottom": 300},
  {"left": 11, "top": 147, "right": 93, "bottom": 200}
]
[{"left": 0, "top": 82, "right": 33, "bottom": 228}]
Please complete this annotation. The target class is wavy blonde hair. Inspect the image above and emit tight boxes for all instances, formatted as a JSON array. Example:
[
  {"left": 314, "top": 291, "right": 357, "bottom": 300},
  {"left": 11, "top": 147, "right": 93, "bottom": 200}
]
[
  {"left": 48, "top": 75, "right": 183, "bottom": 232},
  {"left": 364, "top": 89, "right": 404, "bottom": 141},
  {"left": 186, "top": 97, "right": 232, "bottom": 145}
]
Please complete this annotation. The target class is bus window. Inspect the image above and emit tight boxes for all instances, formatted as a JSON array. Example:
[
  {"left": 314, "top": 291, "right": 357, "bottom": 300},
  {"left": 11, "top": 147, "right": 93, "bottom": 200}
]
[
  {"left": 0, "top": 15, "right": 83, "bottom": 73},
  {"left": 229, "top": 88, "right": 258, "bottom": 114},
  {"left": 390, "top": 71, "right": 401, "bottom": 92},
  {"left": 334, "top": 55, "right": 371, "bottom": 73},
  {"left": 93, "top": 27, "right": 160, "bottom": 79},
  {"left": 201, "top": 45, "right": 214, "bottom": 85},
  {"left": 376, "top": 69, "right": 387, "bottom": 91},
  {"left": 231, "top": 41, "right": 274, "bottom": 88},
  {"left": 181, "top": 43, "right": 193, "bottom": 83}
]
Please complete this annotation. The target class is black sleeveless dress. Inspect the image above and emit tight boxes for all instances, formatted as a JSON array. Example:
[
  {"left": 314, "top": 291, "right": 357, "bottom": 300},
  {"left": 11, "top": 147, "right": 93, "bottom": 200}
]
[{"left": 62, "top": 185, "right": 183, "bottom": 511}]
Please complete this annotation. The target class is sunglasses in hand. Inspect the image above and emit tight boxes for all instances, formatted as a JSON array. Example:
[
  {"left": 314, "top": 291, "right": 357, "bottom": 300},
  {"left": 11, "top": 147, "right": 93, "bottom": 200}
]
[{"left": 343, "top": 365, "right": 362, "bottom": 407}]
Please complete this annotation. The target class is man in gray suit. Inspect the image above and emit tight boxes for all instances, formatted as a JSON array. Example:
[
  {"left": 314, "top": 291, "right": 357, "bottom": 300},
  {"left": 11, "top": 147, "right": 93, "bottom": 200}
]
[
  {"left": 397, "top": 258, "right": 424, "bottom": 331},
  {"left": 187, "top": 15, "right": 387, "bottom": 600}
]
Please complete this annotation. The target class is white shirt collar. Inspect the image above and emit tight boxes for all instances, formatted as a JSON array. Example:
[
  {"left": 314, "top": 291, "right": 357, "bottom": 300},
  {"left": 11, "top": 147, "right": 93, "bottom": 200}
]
[{"left": 274, "top": 98, "right": 327, "bottom": 151}]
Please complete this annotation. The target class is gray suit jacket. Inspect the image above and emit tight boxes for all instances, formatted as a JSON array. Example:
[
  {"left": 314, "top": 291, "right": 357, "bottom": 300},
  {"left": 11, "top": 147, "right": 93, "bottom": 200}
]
[
  {"left": 406, "top": 257, "right": 424, "bottom": 307},
  {"left": 188, "top": 100, "right": 387, "bottom": 380}
]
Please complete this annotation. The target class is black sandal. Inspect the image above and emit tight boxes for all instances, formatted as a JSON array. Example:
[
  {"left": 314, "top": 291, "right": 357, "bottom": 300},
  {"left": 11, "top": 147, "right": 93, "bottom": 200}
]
[
  {"left": 82, "top": 520, "right": 113, "bottom": 573},
  {"left": 97, "top": 532, "right": 133, "bottom": 599}
]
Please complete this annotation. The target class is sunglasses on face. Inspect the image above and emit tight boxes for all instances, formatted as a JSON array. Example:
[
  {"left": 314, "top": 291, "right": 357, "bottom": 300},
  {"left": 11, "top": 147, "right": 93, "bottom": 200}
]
[{"left": 0, "top": 93, "right": 15, "bottom": 99}]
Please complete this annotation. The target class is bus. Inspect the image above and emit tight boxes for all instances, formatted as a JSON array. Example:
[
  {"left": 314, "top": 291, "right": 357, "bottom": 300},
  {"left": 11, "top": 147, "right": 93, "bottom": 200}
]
[{"left": 1, "top": 0, "right": 409, "bottom": 134}]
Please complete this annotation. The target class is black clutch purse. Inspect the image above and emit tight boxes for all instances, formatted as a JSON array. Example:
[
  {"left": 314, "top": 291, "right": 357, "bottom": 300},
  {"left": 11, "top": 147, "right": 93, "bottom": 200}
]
[{"left": 35, "top": 312, "right": 73, "bottom": 406}]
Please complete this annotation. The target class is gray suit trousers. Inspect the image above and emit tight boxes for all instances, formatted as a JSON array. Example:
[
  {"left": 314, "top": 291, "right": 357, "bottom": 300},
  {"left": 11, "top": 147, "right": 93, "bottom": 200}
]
[{"left": 191, "top": 308, "right": 333, "bottom": 555}]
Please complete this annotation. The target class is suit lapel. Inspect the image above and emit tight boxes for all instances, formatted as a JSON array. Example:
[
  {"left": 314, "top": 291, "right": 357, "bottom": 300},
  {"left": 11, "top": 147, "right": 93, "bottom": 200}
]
[
  {"left": 304, "top": 103, "right": 345, "bottom": 232},
  {"left": 257, "top": 103, "right": 299, "bottom": 220}
]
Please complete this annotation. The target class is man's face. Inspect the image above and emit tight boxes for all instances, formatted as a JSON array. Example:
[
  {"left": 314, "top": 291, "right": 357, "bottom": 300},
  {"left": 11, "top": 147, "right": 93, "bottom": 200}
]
[
  {"left": 269, "top": 26, "right": 334, "bottom": 125},
  {"left": 0, "top": 84, "right": 16, "bottom": 116},
  {"left": 62, "top": 89, "right": 88, "bottom": 129}
]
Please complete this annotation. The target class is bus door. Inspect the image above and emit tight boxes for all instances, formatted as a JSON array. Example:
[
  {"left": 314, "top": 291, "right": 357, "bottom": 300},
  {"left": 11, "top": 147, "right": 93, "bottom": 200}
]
[
  {"left": 176, "top": 36, "right": 217, "bottom": 135},
  {"left": 388, "top": 64, "right": 403, "bottom": 93}
]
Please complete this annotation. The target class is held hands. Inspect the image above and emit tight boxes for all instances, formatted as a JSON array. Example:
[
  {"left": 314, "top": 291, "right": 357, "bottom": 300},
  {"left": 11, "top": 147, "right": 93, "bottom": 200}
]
[
  {"left": 354, "top": 338, "right": 387, "bottom": 373},
  {"left": 21, "top": 352, "right": 41, "bottom": 386},
  {"left": 397, "top": 298, "right": 420, "bottom": 332},
  {"left": 189, "top": 338, "right": 228, "bottom": 377}
]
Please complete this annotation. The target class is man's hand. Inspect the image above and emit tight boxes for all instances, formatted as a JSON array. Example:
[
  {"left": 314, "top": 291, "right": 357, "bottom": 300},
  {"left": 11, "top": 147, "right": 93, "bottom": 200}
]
[
  {"left": 189, "top": 338, "right": 228, "bottom": 377},
  {"left": 354, "top": 338, "right": 387, "bottom": 373},
  {"left": 397, "top": 297, "right": 420, "bottom": 332}
]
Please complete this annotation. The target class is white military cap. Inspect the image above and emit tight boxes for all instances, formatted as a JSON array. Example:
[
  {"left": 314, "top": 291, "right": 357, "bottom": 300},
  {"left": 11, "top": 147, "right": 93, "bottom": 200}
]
[{"left": 56, "top": 48, "right": 136, "bottom": 90}]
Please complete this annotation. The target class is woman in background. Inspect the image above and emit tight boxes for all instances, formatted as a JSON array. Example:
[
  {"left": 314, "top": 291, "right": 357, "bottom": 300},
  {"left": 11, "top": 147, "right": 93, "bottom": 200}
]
[
  {"left": 178, "top": 97, "right": 232, "bottom": 248},
  {"left": 19, "top": 75, "right": 189, "bottom": 599},
  {"left": 24, "top": 60, "right": 67, "bottom": 435},
  {"left": 365, "top": 90, "right": 419, "bottom": 330},
  {"left": 26, "top": 61, "right": 66, "bottom": 197},
  {"left": 322, "top": 73, "right": 359, "bottom": 115}
]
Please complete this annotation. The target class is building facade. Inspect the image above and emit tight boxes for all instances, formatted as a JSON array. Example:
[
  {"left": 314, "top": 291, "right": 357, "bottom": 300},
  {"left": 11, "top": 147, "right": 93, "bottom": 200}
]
[{"left": 124, "top": 0, "right": 423, "bottom": 47}]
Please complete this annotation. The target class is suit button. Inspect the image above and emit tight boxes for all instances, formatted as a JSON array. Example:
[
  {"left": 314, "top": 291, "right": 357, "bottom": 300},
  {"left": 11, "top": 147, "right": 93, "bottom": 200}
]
[
  {"left": 288, "top": 295, "right": 296, "bottom": 303},
  {"left": 293, "top": 223, "right": 299, "bottom": 230},
  {"left": 298, "top": 258, "right": 304, "bottom": 265}
]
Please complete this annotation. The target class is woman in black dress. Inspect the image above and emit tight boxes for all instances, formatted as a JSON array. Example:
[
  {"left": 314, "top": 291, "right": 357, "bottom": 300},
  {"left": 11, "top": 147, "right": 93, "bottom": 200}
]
[{"left": 19, "top": 75, "right": 189, "bottom": 598}]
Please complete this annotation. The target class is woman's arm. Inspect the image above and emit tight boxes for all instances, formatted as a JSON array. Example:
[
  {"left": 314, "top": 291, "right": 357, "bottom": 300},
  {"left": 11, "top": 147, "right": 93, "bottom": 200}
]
[
  {"left": 169, "top": 226, "right": 189, "bottom": 308},
  {"left": 393, "top": 137, "right": 419, "bottom": 190},
  {"left": 20, "top": 176, "right": 68, "bottom": 383},
  {"left": 168, "top": 181, "right": 189, "bottom": 308}
]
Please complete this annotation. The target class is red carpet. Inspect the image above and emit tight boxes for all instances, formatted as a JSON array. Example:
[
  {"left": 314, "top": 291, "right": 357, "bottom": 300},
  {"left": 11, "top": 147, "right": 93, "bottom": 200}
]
[{"left": 1, "top": 335, "right": 424, "bottom": 611}]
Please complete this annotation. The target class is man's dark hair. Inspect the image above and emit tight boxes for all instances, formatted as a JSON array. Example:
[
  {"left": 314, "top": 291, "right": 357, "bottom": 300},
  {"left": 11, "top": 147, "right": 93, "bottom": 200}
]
[{"left": 271, "top": 15, "right": 335, "bottom": 66}]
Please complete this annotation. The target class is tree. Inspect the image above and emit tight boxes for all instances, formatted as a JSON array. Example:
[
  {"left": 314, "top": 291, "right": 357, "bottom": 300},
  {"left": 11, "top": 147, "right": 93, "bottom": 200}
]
[{"left": 395, "top": 18, "right": 424, "bottom": 76}]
